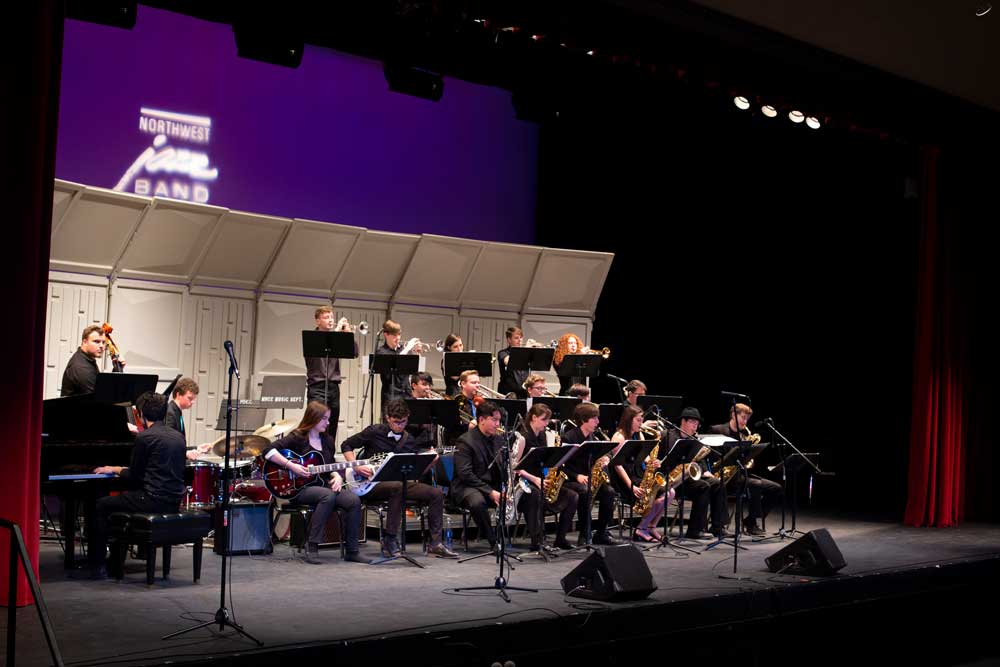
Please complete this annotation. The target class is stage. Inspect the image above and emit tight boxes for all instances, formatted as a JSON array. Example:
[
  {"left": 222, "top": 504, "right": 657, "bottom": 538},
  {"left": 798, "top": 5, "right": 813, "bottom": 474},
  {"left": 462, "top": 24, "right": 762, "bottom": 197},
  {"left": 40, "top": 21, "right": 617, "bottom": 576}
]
[{"left": 6, "top": 510, "right": 1000, "bottom": 667}]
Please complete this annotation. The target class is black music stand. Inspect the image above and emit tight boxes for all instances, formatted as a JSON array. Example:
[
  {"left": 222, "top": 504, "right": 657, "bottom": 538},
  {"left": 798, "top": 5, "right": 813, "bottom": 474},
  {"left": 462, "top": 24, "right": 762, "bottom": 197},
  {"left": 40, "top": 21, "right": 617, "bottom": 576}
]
[
  {"left": 506, "top": 347, "right": 554, "bottom": 374},
  {"left": 561, "top": 440, "right": 618, "bottom": 555},
  {"left": 514, "top": 445, "right": 568, "bottom": 561},
  {"left": 302, "top": 329, "right": 355, "bottom": 413},
  {"left": 636, "top": 395, "right": 684, "bottom": 418},
  {"left": 404, "top": 398, "right": 460, "bottom": 432},
  {"left": 443, "top": 351, "right": 494, "bottom": 378},
  {"left": 490, "top": 398, "right": 528, "bottom": 429},
  {"left": 370, "top": 453, "right": 438, "bottom": 568},
  {"left": 363, "top": 353, "right": 419, "bottom": 423},
  {"left": 213, "top": 402, "right": 267, "bottom": 433},
  {"left": 598, "top": 403, "right": 625, "bottom": 434},
  {"left": 93, "top": 372, "right": 158, "bottom": 404},
  {"left": 703, "top": 440, "right": 755, "bottom": 573},
  {"left": 761, "top": 450, "right": 822, "bottom": 542},
  {"left": 556, "top": 354, "right": 602, "bottom": 388},
  {"left": 531, "top": 396, "right": 582, "bottom": 422},
  {"left": 661, "top": 437, "right": 710, "bottom": 550}
]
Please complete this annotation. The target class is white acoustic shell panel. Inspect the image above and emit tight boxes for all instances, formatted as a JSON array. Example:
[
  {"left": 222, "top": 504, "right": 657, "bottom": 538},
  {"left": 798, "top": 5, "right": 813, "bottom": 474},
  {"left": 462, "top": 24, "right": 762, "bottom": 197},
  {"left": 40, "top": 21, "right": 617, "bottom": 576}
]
[
  {"left": 393, "top": 235, "right": 483, "bottom": 308},
  {"left": 336, "top": 231, "right": 419, "bottom": 303},
  {"left": 262, "top": 220, "right": 364, "bottom": 297},
  {"left": 191, "top": 211, "right": 291, "bottom": 290}
]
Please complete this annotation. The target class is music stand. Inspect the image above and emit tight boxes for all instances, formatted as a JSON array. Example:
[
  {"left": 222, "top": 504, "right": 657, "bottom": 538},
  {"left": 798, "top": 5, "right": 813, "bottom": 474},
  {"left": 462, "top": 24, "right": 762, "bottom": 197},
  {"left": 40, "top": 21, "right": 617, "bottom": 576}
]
[
  {"left": 93, "top": 373, "right": 158, "bottom": 404},
  {"left": 762, "top": 451, "right": 822, "bottom": 541},
  {"left": 364, "top": 353, "right": 419, "bottom": 421},
  {"left": 443, "top": 352, "right": 493, "bottom": 378},
  {"left": 636, "top": 395, "right": 684, "bottom": 419},
  {"left": 302, "top": 329, "right": 355, "bottom": 415},
  {"left": 660, "top": 437, "right": 710, "bottom": 550},
  {"left": 213, "top": 403, "right": 267, "bottom": 433},
  {"left": 259, "top": 375, "right": 306, "bottom": 417},
  {"left": 506, "top": 347, "right": 554, "bottom": 374},
  {"left": 403, "top": 398, "right": 460, "bottom": 431},
  {"left": 702, "top": 440, "right": 754, "bottom": 566},
  {"left": 531, "top": 396, "right": 581, "bottom": 422},
  {"left": 598, "top": 403, "right": 625, "bottom": 434},
  {"left": 556, "top": 354, "right": 603, "bottom": 384},
  {"left": 490, "top": 398, "right": 528, "bottom": 430},
  {"left": 560, "top": 440, "right": 618, "bottom": 555},
  {"left": 370, "top": 453, "right": 438, "bottom": 568},
  {"left": 514, "top": 445, "right": 569, "bottom": 561}
]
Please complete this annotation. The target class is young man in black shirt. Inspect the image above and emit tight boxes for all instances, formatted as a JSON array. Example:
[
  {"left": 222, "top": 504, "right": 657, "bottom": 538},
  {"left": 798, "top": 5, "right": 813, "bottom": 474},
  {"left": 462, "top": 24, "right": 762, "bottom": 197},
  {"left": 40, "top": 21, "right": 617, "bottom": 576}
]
[
  {"left": 452, "top": 400, "right": 506, "bottom": 550},
  {"left": 305, "top": 307, "right": 359, "bottom": 441},
  {"left": 496, "top": 326, "right": 528, "bottom": 398},
  {"left": 341, "top": 399, "right": 458, "bottom": 558},
  {"left": 61, "top": 325, "right": 106, "bottom": 396},
  {"left": 560, "top": 402, "right": 619, "bottom": 546}
]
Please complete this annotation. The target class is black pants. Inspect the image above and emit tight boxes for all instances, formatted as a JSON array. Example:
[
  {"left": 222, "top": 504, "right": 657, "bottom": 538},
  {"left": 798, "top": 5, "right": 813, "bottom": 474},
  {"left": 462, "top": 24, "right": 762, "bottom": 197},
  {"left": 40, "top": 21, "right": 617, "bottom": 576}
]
[
  {"left": 678, "top": 475, "right": 727, "bottom": 537},
  {"left": 454, "top": 488, "right": 497, "bottom": 546},
  {"left": 295, "top": 484, "right": 361, "bottom": 552},
  {"left": 363, "top": 481, "right": 447, "bottom": 545},
  {"left": 564, "top": 480, "right": 616, "bottom": 536},
  {"left": 307, "top": 382, "right": 340, "bottom": 442},
  {"left": 90, "top": 491, "right": 178, "bottom": 568},
  {"left": 733, "top": 474, "right": 784, "bottom": 522},
  {"left": 517, "top": 482, "right": 577, "bottom": 544}
]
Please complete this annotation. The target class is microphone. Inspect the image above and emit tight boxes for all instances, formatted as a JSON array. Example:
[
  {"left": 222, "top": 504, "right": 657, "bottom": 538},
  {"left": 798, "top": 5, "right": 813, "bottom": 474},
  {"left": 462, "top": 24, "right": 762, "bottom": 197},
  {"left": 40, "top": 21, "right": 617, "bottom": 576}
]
[
  {"left": 606, "top": 373, "right": 628, "bottom": 384},
  {"left": 753, "top": 418, "right": 773, "bottom": 430},
  {"left": 223, "top": 340, "right": 240, "bottom": 378}
]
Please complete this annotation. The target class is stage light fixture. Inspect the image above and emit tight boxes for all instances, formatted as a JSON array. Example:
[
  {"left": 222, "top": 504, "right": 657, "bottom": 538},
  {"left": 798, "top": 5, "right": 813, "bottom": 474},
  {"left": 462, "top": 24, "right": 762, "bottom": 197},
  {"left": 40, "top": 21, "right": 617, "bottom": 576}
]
[
  {"left": 384, "top": 63, "right": 444, "bottom": 102},
  {"left": 734, "top": 96, "right": 750, "bottom": 110},
  {"left": 806, "top": 116, "right": 821, "bottom": 129},
  {"left": 789, "top": 110, "right": 805, "bottom": 123},
  {"left": 66, "top": 0, "right": 137, "bottom": 29},
  {"left": 975, "top": 3, "right": 992, "bottom": 16},
  {"left": 761, "top": 105, "right": 777, "bottom": 117}
]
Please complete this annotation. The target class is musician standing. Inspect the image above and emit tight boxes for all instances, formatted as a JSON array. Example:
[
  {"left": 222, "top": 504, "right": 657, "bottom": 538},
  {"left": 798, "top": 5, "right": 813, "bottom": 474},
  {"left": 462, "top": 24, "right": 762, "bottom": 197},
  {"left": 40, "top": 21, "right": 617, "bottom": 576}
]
[
  {"left": 516, "top": 403, "right": 578, "bottom": 552},
  {"left": 664, "top": 407, "right": 728, "bottom": 539},
  {"left": 710, "top": 403, "right": 783, "bottom": 536},
  {"left": 496, "top": 326, "right": 528, "bottom": 398},
  {"left": 305, "top": 307, "right": 359, "bottom": 441},
  {"left": 61, "top": 325, "right": 106, "bottom": 397},
  {"left": 553, "top": 333, "right": 587, "bottom": 396},
  {"left": 452, "top": 400, "right": 505, "bottom": 551},
  {"left": 560, "top": 403, "right": 619, "bottom": 545},
  {"left": 341, "top": 399, "right": 458, "bottom": 558},
  {"left": 376, "top": 320, "right": 417, "bottom": 407},
  {"left": 262, "top": 401, "right": 365, "bottom": 564},
  {"left": 88, "top": 392, "right": 186, "bottom": 578},
  {"left": 440, "top": 334, "right": 464, "bottom": 397}
]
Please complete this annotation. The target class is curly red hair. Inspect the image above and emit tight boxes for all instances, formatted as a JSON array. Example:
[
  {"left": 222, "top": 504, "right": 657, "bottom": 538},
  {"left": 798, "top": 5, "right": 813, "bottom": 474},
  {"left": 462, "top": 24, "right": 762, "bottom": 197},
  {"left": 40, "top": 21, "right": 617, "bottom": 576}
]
[{"left": 553, "top": 333, "right": 583, "bottom": 367}]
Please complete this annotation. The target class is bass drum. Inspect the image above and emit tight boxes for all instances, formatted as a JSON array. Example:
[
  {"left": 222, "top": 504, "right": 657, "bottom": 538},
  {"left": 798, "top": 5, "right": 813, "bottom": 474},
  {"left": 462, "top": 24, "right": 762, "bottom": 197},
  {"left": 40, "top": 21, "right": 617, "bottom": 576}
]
[
  {"left": 233, "top": 480, "right": 272, "bottom": 503},
  {"left": 185, "top": 461, "right": 218, "bottom": 508}
]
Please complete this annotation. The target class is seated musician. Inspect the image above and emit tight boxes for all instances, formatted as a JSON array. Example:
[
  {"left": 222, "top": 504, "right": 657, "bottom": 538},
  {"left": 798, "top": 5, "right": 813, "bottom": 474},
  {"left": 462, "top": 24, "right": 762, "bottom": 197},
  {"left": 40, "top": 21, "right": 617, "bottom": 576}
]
[
  {"left": 442, "top": 370, "right": 481, "bottom": 448},
  {"left": 88, "top": 392, "right": 185, "bottom": 578},
  {"left": 496, "top": 326, "right": 528, "bottom": 398},
  {"left": 553, "top": 333, "right": 587, "bottom": 396},
  {"left": 406, "top": 372, "right": 439, "bottom": 450},
  {"left": 567, "top": 383, "right": 591, "bottom": 403},
  {"left": 61, "top": 325, "right": 108, "bottom": 397},
  {"left": 523, "top": 373, "right": 549, "bottom": 400},
  {"left": 341, "top": 399, "right": 459, "bottom": 558},
  {"left": 161, "top": 377, "right": 213, "bottom": 461},
  {"left": 515, "top": 403, "right": 578, "bottom": 552},
  {"left": 710, "top": 403, "right": 783, "bottom": 536},
  {"left": 664, "top": 407, "right": 728, "bottom": 540},
  {"left": 623, "top": 379, "right": 647, "bottom": 407},
  {"left": 452, "top": 400, "right": 506, "bottom": 551},
  {"left": 440, "top": 334, "right": 464, "bottom": 397},
  {"left": 610, "top": 406, "right": 671, "bottom": 542},
  {"left": 263, "top": 401, "right": 365, "bottom": 564},
  {"left": 560, "top": 403, "right": 619, "bottom": 545}
]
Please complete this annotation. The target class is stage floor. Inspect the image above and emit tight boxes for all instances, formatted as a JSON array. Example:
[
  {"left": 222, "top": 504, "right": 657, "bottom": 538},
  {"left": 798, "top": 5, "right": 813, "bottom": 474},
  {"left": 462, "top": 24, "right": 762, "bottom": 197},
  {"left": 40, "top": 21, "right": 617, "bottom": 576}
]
[{"left": 7, "top": 510, "right": 1000, "bottom": 667}]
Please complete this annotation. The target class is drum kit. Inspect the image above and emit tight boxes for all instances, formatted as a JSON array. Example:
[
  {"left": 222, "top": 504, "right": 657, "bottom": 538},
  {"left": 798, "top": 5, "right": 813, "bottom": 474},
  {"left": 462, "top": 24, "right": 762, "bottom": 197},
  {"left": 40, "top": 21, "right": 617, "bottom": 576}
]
[{"left": 184, "top": 419, "right": 299, "bottom": 508}]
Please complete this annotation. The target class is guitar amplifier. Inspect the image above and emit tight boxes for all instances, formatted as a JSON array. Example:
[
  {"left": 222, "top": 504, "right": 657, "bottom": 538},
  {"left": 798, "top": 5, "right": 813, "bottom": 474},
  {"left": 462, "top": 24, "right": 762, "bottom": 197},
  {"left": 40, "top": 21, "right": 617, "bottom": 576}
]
[{"left": 213, "top": 501, "right": 273, "bottom": 556}]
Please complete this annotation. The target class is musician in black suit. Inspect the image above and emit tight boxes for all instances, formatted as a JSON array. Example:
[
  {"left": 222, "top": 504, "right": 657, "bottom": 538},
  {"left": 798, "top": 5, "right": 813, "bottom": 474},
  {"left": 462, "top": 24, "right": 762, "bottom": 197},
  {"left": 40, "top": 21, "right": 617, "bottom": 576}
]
[
  {"left": 341, "top": 398, "right": 458, "bottom": 558},
  {"left": 305, "top": 307, "right": 359, "bottom": 441},
  {"left": 88, "top": 392, "right": 186, "bottom": 578},
  {"left": 560, "top": 402, "right": 619, "bottom": 545},
  {"left": 710, "top": 403, "right": 783, "bottom": 536},
  {"left": 406, "top": 372, "right": 439, "bottom": 450},
  {"left": 376, "top": 319, "right": 423, "bottom": 407},
  {"left": 262, "top": 401, "right": 365, "bottom": 564},
  {"left": 60, "top": 325, "right": 106, "bottom": 397},
  {"left": 452, "top": 400, "right": 505, "bottom": 550},
  {"left": 663, "top": 407, "right": 728, "bottom": 539},
  {"left": 496, "top": 326, "right": 528, "bottom": 398}
]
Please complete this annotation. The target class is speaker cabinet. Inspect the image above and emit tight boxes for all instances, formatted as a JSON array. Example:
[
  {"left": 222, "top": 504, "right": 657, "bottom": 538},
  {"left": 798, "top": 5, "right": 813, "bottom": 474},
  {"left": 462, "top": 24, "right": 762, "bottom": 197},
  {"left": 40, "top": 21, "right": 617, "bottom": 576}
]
[
  {"left": 213, "top": 502, "right": 273, "bottom": 555},
  {"left": 765, "top": 528, "right": 846, "bottom": 576},
  {"left": 560, "top": 544, "right": 657, "bottom": 601}
]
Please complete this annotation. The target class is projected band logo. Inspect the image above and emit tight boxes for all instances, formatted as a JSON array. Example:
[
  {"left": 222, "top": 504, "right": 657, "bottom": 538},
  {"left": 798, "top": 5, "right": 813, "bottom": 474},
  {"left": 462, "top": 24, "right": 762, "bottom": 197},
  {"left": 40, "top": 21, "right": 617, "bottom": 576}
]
[{"left": 114, "top": 107, "right": 219, "bottom": 203}]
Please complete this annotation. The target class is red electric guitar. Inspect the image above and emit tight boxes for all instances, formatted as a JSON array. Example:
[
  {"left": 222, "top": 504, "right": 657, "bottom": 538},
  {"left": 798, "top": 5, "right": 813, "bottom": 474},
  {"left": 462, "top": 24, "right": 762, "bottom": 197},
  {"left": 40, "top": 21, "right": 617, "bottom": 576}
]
[{"left": 261, "top": 449, "right": 386, "bottom": 500}]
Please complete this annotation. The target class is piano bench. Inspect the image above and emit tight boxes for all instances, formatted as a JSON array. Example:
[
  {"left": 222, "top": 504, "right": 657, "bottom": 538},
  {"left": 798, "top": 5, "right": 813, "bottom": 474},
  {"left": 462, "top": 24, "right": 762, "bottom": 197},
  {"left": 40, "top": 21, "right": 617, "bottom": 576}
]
[{"left": 108, "top": 511, "right": 213, "bottom": 586}]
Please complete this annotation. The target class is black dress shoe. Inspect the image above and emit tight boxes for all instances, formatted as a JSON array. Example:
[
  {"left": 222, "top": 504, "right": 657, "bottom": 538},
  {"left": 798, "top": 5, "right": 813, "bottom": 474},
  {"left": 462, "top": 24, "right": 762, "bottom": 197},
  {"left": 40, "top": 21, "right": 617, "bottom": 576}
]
[
  {"left": 427, "top": 543, "right": 459, "bottom": 558},
  {"left": 552, "top": 538, "right": 573, "bottom": 550},
  {"left": 592, "top": 532, "right": 619, "bottom": 546},
  {"left": 744, "top": 522, "right": 765, "bottom": 537},
  {"left": 304, "top": 543, "right": 322, "bottom": 564},
  {"left": 344, "top": 552, "right": 369, "bottom": 564}
]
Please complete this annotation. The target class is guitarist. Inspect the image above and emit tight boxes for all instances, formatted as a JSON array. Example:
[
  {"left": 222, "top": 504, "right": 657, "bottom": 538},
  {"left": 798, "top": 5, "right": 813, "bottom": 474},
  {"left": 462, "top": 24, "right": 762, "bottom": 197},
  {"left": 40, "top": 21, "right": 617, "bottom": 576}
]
[
  {"left": 262, "top": 401, "right": 366, "bottom": 564},
  {"left": 341, "top": 399, "right": 459, "bottom": 559}
]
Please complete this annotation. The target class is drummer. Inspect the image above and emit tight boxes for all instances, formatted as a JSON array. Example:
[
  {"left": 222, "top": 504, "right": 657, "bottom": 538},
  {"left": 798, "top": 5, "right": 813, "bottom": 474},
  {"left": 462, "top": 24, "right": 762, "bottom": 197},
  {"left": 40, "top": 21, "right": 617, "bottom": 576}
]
[{"left": 164, "top": 377, "right": 215, "bottom": 461}]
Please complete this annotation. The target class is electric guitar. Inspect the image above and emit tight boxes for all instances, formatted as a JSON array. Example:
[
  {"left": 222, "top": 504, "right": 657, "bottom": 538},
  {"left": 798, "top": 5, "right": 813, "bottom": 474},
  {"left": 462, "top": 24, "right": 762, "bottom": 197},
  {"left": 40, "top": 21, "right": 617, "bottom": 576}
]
[{"left": 261, "top": 450, "right": 386, "bottom": 500}]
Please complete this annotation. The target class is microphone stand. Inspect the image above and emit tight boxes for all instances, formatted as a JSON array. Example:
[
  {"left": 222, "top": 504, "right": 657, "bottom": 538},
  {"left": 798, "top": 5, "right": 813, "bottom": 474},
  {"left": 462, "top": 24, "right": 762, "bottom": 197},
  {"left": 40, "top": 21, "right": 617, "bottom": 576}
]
[
  {"left": 163, "top": 350, "right": 262, "bottom": 645},
  {"left": 359, "top": 330, "right": 384, "bottom": 426},
  {"left": 649, "top": 417, "right": 701, "bottom": 555},
  {"left": 756, "top": 419, "right": 823, "bottom": 541}
]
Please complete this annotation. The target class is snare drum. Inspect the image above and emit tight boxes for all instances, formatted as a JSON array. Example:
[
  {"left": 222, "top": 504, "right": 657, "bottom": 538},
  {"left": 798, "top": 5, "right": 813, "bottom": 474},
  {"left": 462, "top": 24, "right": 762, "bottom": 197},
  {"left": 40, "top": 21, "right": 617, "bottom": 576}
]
[{"left": 186, "top": 461, "right": 218, "bottom": 508}]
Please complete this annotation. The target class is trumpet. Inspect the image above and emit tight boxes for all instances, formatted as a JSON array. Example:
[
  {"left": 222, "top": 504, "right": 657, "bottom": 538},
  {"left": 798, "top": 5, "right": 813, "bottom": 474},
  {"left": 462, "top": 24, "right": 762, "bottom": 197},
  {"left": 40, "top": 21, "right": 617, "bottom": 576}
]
[
  {"left": 400, "top": 337, "right": 425, "bottom": 354},
  {"left": 334, "top": 318, "right": 368, "bottom": 335},
  {"left": 582, "top": 346, "right": 611, "bottom": 360}
]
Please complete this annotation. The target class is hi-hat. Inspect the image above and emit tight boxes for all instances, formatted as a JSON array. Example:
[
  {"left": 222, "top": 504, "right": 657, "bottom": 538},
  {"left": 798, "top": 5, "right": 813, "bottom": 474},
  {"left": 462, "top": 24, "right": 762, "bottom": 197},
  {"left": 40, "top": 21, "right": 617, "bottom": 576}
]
[
  {"left": 253, "top": 418, "right": 298, "bottom": 440},
  {"left": 210, "top": 434, "right": 269, "bottom": 458}
]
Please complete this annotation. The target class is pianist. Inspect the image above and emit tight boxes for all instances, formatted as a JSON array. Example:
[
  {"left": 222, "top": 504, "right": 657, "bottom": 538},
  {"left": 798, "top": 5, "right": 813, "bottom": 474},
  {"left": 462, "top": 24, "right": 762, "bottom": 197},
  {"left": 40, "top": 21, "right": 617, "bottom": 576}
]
[
  {"left": 86, "top": 392, "right": 186, "bottom": 578},
  {"left": 60, "top": 325, "right": 106, "bottom": 397}
]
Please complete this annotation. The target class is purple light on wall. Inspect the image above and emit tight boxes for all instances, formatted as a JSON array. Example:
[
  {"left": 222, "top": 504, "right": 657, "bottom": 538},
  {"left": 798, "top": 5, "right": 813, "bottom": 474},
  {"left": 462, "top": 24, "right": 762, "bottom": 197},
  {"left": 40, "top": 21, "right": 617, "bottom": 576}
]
[{"left": 56, "top": 8, "right": 538, "bottom": 243}]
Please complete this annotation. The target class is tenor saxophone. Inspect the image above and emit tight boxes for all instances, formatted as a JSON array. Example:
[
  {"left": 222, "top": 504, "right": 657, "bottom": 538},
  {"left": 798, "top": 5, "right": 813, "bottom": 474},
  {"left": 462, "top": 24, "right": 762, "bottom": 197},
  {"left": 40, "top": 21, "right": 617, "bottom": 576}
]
[
  {"left": 633, "top": 442, "right": 665, "bottom": 517},
  {"left": 543, "top": 430, "right": 566, "bottom": 504}
]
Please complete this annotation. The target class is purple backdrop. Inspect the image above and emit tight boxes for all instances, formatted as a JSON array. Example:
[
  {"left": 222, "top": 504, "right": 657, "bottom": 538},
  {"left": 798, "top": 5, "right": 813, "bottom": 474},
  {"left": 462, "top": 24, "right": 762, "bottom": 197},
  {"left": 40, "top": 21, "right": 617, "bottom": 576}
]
[{"left": 56, "top": 8, "right": 538, "bottom": 243}]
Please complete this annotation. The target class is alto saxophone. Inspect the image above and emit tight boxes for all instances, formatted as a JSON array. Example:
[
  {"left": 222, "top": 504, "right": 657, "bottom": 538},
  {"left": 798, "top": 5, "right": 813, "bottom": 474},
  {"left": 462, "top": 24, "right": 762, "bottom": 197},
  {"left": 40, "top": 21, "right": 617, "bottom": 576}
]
[
  {"left": 543, "top": 430, "right": 566, "bottom": 504},
  {"left": 633, "top": 442, "right": 665, "bottom": 517},
  {"left": 588, "top": 428, "right": 612, "bottom": 508},
  {"left": 721, "top": 428, "right": 760, "bottom": 485}
]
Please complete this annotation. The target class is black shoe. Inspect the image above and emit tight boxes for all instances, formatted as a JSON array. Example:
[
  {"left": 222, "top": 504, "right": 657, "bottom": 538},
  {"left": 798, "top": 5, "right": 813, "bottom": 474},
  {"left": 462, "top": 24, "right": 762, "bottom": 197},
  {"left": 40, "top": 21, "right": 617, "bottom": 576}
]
[
  {"left": 744, "top": 521, "right": 765, "bottom": 537},
  {"left": 381, "top": 536, "right": 401, "bottom": 557},
  {"left": 576, "top": 533, "right": 588, "bottom": 546},
  {"left": 552, "top": 538, "right": 573, "bottom": 550},
  {"left": 304, "top": 543, "right": 322, "bottom": 565},
  {"left": 686, "top": 531, "right": 715, "bottom": 540},
  {"left": 427, "top": 543, "right": 459, "bottom": 558},
  {"left": 344, "top": 551, "right": 369, "bottom": 564},
  {"left": 592, "top": 531, "right": 619, "bottom": 546}
]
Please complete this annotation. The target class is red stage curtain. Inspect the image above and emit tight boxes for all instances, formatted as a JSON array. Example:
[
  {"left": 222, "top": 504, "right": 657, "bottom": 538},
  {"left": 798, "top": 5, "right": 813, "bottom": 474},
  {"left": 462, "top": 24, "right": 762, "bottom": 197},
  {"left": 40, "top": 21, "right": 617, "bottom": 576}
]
[
  {"left": 0, "top": 3, "right": 63, "bottom": 606},
  {"left": 904, "top": 146, "right": 967, "bottom": 528}
]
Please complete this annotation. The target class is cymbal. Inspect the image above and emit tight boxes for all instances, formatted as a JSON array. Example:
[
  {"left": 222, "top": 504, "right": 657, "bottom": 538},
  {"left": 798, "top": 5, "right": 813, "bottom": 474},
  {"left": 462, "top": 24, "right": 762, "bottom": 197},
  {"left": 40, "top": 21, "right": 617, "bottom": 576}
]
[
  {"left": 253, "top": 418, "right": 298, "bottom": 440},
  {"left": 210, "top": 434, "right": 269, "bottom": 458}
]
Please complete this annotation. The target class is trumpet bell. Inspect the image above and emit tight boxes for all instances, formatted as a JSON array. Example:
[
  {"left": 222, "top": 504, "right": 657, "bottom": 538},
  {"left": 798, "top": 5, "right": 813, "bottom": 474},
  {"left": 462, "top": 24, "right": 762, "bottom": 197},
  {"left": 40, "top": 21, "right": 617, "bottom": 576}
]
[
  {"left": 435, "top": 339, "right": 445, "bottom": 352},
  {"left": 356, "top": 321, "right": 369, "bottom": 335}
]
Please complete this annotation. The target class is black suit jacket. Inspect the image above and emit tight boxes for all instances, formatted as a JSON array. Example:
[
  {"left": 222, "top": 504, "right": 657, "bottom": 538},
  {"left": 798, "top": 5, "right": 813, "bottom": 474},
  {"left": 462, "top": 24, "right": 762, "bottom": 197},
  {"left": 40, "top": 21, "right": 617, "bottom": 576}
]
[
  {"left": 451, "top": 427, "right": 501, "bottom": 499},
  {"left": 164, "top": 400, "right": 185, "bottom": 437}
]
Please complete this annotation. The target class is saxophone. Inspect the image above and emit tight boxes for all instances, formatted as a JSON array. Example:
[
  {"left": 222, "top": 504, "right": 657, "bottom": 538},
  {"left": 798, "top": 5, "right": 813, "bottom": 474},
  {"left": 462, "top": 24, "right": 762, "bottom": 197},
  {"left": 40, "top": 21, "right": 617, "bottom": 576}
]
[
  {"left": 504, "top": 433, "right": 527, "bottom": 524},
  {"left": 720, "top": 427, "right": 760, "bottom": 485},
  {"left": 543, "top": 431, "right": 566, "bottom": 504},
  {"left": 633, "top": 441, "right": 664, "bottom": 517},
  {"left": 588, "top": 428, "right": 611, "bottom": 508},
  {"left": 664, "top": 444, "right": 710, "bottom": 490}
]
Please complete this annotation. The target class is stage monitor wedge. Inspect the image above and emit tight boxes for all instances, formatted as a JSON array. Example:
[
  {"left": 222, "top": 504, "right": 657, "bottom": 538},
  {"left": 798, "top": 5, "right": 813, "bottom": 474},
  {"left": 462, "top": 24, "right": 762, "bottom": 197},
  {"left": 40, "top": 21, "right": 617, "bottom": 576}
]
[
  {"left": 765, "top": 528, "right": 846, "bottom": 576},
  {"left": 560, "top": 544, "right": 657, "bottom": 602}
]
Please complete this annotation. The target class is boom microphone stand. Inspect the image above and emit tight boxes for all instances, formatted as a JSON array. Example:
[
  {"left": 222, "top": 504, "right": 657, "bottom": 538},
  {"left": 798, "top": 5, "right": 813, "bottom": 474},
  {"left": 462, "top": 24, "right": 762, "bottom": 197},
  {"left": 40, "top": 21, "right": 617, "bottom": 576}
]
[{"left": 163, "top": 341, "right": 262, "bottom": 645}]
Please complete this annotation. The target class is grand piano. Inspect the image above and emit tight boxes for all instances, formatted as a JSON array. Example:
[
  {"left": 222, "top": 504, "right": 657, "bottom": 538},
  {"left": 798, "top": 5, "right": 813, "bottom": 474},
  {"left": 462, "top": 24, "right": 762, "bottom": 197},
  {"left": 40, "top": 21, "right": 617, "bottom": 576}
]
[{"left": 40, "top": 372, "right": 158, "bottom": 568}]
